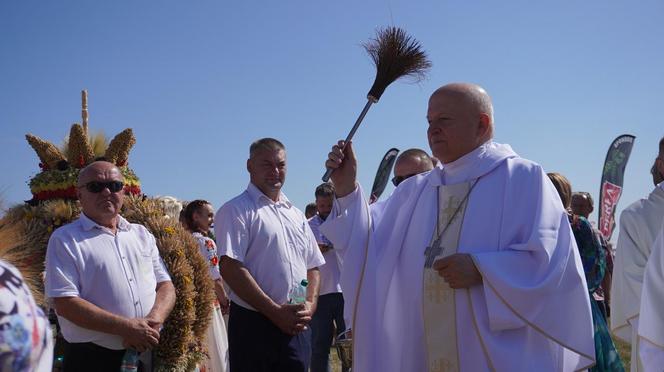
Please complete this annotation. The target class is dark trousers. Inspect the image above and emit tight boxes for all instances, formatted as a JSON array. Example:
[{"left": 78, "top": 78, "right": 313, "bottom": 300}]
[
  {"left": 228, "top": 301, "right": 311, "bottom": 372},
  {"left": 311, "top": 292, "right": 348, "bottom": 372},
  {"left": 62, "top": 341, "right": 127, "bottom": 372}
]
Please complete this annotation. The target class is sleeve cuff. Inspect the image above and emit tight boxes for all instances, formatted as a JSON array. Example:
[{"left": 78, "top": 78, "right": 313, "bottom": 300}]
[
  {"left": 471, "top": 254, "right": 526, "bottom": 331},
  {"left": 220, "top": 252, "right": 244, "bottom": 263},
  {"left": 47, "top": 290, "right": 80, "bottom": 298}
]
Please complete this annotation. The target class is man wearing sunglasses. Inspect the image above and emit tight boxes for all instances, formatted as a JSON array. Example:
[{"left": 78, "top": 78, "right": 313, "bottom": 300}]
[
  {"left": 45, "top": 161, "right": 176, "bottom": 372},
  {"left": 322, "top": 83, "right": 594, "bottom": 371},
  {"left": 371, "top": 148, "right": 435, "bottom": 227},
  {"left": 391, "top": 148, "right": 435, "bottom": 188}
]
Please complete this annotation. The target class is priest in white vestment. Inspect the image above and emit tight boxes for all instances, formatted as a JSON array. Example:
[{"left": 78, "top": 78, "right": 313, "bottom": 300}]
[
  {"left": 321, "top": 83, "right": 595, "bottom": 371},
  {"left": 637, "top": 222, "right": 664, "bottom": 371},
  {"left": 611, "top": 142, "right": 664, "bottom": 372}
]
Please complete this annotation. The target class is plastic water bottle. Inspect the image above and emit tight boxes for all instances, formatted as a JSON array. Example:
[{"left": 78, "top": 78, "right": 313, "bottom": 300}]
[
  {"left": 120, "top": 349, "right": 139, "bottom": 372},
  {"left": 289, "top": 279, "right": 308, "bottom": 304}
]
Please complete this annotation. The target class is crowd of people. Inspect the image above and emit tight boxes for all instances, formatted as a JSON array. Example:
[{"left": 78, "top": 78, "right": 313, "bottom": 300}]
[{"left": 3, "top": 82, "right": 664, "bottom": 372}]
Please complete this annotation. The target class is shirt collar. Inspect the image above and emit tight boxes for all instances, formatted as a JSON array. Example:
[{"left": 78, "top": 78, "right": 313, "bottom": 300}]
[
  {"left": 659, "top": 181, "right": 664, "bottom": 191},
  {"left": 79, "top": 212, "right": 131, "bottom": 232},
  {"left": 441, "top": 141, "right": 487, "bottom": 174},
  {"left": 427, "top": 140, "right": 517, "bottom": 187},
  {"left": 427, "top": 142, "right": 487, "bottom": 187},
  {"left": 246, "top": 182, "right": 292, "bottom": 208}
]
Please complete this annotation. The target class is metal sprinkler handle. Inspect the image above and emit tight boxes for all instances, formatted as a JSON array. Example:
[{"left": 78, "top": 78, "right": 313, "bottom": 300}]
[{"left": 322, "top": 97, "right": 376, "bottom": 182}]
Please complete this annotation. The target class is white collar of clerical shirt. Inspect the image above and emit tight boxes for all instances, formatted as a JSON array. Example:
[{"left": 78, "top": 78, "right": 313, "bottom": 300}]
[
  {"left": 79, "top": 212, "right": 132, "bottom": 233},
  {"left": 246, "top": 182, "right": 293, "bottom": 208},
  {"left": 427, "top": 140, "right": 518, "bottom": 187}
]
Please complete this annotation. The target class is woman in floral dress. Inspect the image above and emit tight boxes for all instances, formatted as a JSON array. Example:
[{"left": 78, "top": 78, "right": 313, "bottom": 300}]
[
  {"left": 548, "top": 173, "right": 624, "bottom": 371},
  {"left": 183, "top": 200, "right": 229, "bottom": 372}
]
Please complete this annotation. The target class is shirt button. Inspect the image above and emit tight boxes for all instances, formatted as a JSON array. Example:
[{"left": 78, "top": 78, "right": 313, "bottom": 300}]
[{"left": 129, "top": 278, "right": 133, "bottom": 282}]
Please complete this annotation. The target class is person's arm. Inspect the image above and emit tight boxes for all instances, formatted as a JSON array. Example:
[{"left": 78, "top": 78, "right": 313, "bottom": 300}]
[
  {"left": 220, "top": 256, "right": 310, "bottom": 335},
  {"left": 53, "top": 297, "right": 159, "bottom": 352},
  {"left": 213, "top": 277, "right": 230, "bottom": 314},
  {"left": 197, "top": 237, "right": 230, "bottom": 314},
  {"left": 309, "top": 218, "right": 334, "bottom": 254},
  {"left": 305, "top": 268, "right": 320, "bottom": 314},
  {"left": 146, "top": 281, "right": 176, "bottom": 330}
]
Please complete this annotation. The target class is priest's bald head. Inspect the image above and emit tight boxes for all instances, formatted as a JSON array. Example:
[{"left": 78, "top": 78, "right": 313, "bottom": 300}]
[{"left": 427, "top": 83, "right": 494, "bottom": 163}]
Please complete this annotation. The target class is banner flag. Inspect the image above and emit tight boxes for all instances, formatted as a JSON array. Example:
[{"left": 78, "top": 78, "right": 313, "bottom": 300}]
[
  {"left": 598, "top": 134, "right": 636, "bottom": 240},
  {"left": 370, "top": 148, "right": 400, "bottom": 203}
]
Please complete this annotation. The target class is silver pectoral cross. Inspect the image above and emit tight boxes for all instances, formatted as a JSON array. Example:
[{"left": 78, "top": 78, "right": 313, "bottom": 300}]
[{"left": 424, "top": 237, "right": 443, "bottom": 268}]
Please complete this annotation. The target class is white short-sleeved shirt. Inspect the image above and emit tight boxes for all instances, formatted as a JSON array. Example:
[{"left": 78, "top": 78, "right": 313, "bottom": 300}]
[
  {"left": 45, "top": 213, "right": 171, "bottom": 350},
  {"left": 308, "top": 215, "right": 342, "bottom": 296},
  {"left": 215, "top": 183, "right": 325, "bottom": 311}
]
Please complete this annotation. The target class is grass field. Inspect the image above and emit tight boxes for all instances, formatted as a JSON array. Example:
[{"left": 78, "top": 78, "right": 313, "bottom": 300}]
[
  {"left": 330, "top": 347, "right": 343, "bottom": 371},
  {"left": 616, "top": 337, "right": 631, "bottom": 370}
]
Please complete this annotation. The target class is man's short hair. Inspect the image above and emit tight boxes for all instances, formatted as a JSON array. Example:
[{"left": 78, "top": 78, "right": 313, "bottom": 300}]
[
  {"left": 572, "top": 191, "right": 594, "bottom": 208},
  {"left": 315, "top": 182, "right": 335, "bottom": 198},
  {"left": 249, "top": 138, "right": 285, "bottom": 158},
  {"left": 397, "top": 148, "right": 434, "bottom": 167},
  {"left": 659, "top": 136, "right": 664, "bottom": 158}
]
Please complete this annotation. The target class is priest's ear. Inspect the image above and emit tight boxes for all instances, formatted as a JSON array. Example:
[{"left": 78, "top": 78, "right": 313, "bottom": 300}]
[{"left": 477, "top": 113, "right": 493, "bottom": 141}]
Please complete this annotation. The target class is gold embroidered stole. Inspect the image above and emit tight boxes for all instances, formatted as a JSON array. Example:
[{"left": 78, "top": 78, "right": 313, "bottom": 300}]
[{"left": 423, "top": 182, "right": 471, "bottom": 372}]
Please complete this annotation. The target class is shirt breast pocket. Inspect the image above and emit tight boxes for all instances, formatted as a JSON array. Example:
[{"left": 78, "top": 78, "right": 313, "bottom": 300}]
[
  {"left": 137, "top": 246, "right": 155, "bottom": 277},
  {"left": 288, "top": 222, "right": 312, "bottom": 259}
]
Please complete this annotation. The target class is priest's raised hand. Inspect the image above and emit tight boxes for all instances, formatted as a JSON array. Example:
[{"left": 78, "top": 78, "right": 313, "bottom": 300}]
[
  {"left": 432, "top": 253, "right": 483, "bottom": 289},
  {"left": 325, "top": 140, "right": 357, "bottom": 197}
]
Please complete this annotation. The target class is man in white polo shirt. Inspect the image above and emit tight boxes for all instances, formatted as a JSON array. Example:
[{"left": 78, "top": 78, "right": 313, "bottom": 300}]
[
  {"left": 215, "top": 138, "right": 325, "bottom": 372},
  {"left": 45, "top": 161, "right": 175, "bottom": 372},
  {"left": 308, "top": 182, "right": 347, "bottom": 372}
]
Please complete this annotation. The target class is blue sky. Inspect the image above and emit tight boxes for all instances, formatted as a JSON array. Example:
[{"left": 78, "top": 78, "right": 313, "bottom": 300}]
[{"left": 1, "top": 1, "right": 662, "bottom": 241}]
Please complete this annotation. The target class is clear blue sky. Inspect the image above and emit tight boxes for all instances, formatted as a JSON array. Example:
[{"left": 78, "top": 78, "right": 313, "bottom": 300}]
[{"left": 2, "top": 1, "right": 662, "bottom": 241}]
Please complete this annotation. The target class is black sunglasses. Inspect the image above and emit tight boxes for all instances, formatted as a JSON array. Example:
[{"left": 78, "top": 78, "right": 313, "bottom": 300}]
[
  {"left": 392, "top": 173, "right": 418, "bottom": 187},
  {"left": 80, "top": 181, "right": 124, "bottom": 193}
]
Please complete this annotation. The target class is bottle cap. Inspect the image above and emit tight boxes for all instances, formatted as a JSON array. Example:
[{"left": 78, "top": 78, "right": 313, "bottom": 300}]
[{"left": 300, "top": 279, "right": 309, "bottom": 287}]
